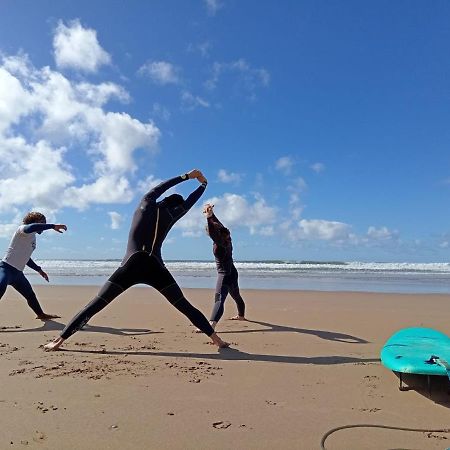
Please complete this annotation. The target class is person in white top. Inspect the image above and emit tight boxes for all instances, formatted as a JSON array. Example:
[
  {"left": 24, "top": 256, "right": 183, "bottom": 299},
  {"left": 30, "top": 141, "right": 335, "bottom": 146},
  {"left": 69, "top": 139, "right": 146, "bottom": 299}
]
[{"left": 1, "top": 211, "right": 67, "bottom": 320}]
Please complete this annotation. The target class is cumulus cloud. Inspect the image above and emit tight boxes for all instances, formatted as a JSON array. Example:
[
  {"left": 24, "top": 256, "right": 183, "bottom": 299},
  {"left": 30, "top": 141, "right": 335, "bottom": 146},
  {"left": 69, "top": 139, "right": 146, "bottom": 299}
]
[
  {"left": 63, "top": 175, "right": 134, "bottom": 210},
  {"left": 310, "top": 162, "right": 325, "bottom": 173},
  {"left": 108, "top": 211, "right": 123, "bottom": 230},
  {"left": 176, "top": 193, "right": 277, "bottom": 237},
  {"left": 275, "top": 156, "right": 294, "bottom": 175},
  {"left": 53, "top": 19, "right": 111, "bottom": 72},
  {"left": 0, "top": 137, "right": 74, "bottom": 212},
  {"left": 294, "top": 219, "right": 352, "bottom": 241},
  {"left": 0, "top": 44, "right": 160, "bottom": 214},
  {"left": 366, "top": 226, "right": 399, "bottom": 241},
  {"left": 138, "top": 61, "right": 180, "bottom": 85},
  {"left": 217, "top": 169, "right": 242, "bottom": 184}
]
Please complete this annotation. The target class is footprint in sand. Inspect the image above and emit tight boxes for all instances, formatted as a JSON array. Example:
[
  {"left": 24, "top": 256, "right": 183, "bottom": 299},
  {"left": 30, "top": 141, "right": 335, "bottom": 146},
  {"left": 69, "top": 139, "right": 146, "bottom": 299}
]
[
  {"left": 32, "top": 431, "right": 47, "bottom": 442},
  {"left": 213, "top": 421, "right": 231, "bottom": 429}
]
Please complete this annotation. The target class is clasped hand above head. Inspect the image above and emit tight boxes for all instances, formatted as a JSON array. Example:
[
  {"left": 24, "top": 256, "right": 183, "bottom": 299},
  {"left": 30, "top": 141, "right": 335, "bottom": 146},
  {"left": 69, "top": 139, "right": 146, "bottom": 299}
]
[
  {"left": 187, "top": 169, "right": 207, "bottom": 184},
  {"left": 203, "top": 203, "right": 214, "bottom": 218}
]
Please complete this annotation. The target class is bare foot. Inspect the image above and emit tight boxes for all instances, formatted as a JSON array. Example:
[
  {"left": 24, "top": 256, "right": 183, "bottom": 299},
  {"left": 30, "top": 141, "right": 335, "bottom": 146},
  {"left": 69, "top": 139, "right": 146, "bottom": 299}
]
[
  {"left": 210, "top": 332, "right": 230, "bottom": 348},
  {"left": 36, "top": 313, "right": 60, "bottom": 321},
  {"left": 229, "top": 315, "right": 246, "bottom": 321},
  {"left": 43, "top": 337, "right": 65, "bottom": 351}
]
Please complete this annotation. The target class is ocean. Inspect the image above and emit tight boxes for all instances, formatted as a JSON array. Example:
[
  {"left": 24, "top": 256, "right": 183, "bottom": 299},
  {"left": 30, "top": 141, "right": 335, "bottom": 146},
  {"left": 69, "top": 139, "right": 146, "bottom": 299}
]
[{"left": 24, "top": 260, "right": 450, "bottom": 294}]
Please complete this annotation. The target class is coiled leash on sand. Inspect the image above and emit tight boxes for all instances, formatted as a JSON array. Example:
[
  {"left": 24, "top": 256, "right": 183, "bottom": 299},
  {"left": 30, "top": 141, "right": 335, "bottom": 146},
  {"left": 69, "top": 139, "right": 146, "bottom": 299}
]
[{"left": 320, "top": 424, "right": 450, "bottom": 450}]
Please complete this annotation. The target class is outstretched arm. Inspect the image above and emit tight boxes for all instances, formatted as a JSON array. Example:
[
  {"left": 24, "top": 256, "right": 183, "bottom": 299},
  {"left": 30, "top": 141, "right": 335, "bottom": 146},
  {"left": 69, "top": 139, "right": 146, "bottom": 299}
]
[{"left": 23, "top": 224, "right": 67, "bottom": 234}]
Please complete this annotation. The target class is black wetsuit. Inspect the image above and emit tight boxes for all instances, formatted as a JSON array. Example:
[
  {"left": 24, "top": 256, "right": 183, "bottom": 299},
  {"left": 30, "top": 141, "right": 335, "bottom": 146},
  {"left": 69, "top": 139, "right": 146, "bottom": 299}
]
[
  {"left": 207, "top": 214, "right": 245, "bottom": 323},
  {"left": 60, "top": 175, "right": 215, "bottom": 340}
]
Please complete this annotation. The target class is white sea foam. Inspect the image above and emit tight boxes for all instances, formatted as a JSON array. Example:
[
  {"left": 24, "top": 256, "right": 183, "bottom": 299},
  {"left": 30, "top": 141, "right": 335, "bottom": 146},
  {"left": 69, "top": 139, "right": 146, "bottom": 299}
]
[{"left": 25, "top": 260, "right": 450, "bottom": 293}]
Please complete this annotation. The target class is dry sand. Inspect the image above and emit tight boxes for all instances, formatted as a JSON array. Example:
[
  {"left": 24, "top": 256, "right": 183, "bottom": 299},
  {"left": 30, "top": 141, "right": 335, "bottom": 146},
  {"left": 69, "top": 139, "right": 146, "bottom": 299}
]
[{"left": 0, "top": 285, "right": 449, "bottom": 449}]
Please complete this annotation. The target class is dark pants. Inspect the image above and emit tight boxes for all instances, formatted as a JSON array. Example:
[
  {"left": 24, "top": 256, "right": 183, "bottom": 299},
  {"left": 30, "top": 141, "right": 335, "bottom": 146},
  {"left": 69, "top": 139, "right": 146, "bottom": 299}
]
[
  {"left": 61, "top": 251, "right": 214, "bottom": 339},
  {"left": 0, "top": 261, "right": 44, "bottom": 316},
  {"left": 210, "top": 264, "right": 245, "bottom": 323}
]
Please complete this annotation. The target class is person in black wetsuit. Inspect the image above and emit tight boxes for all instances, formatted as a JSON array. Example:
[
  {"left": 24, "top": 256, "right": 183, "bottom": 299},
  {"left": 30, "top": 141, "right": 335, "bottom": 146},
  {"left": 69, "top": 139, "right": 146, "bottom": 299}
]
[
  {"left": 203, "top": 203, "right": 246, "bottom": 331},
  {"left": 44, "top": 170, "right": 229, "bottom": 351}
]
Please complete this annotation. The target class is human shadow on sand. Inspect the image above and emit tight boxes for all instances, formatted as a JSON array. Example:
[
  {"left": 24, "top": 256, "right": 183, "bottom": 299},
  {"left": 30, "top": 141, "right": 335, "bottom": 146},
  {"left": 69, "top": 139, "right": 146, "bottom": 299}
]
[
  {"left": 62, "top": 346, "right": 380, "bottom": 366},
  {"left": 221, "top": 319, "right": 368, "bottom": 344},
  {"left": 391, "top": 372, "right": 450, "bottom": 408},
  {"left": 0, "top": 320, "right": 157, "bottom": 336}
]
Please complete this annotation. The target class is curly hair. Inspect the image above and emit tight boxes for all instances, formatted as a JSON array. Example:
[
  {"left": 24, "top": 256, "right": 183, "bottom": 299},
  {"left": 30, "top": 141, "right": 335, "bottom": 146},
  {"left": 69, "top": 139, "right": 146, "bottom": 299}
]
[{"left": 23, "top": 212, "right": 46, "bottom": 225}]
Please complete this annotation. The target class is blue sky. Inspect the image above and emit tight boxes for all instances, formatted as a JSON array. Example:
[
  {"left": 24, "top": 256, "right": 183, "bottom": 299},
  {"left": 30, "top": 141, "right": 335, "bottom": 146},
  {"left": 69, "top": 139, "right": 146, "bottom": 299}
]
[{"left": 0, "top": 0, "right": 449, "bottom": 262}]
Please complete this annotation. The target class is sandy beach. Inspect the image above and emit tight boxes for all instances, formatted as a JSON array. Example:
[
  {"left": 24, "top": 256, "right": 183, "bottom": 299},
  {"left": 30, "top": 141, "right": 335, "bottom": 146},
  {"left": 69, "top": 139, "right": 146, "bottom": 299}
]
[{"left": 0, "top": 285, "right": 449, "bottom": 449}]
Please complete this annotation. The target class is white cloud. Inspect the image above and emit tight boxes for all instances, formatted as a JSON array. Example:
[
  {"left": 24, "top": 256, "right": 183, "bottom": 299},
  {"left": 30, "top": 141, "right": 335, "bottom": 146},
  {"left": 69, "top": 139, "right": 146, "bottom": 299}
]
[
  {"left": 0, "top": 47, "right": 161, "bottom": 213},
  {"left": 0, "top": 136, "right": 74, "bottom": 212},
  {"left": 138, "top": 61, "right": 180, "bottom": 85},
  {"left": 275, "top": 156, "right": 294, "bottom": 175},
  {"left": 217, "top": 169, "right": 242, "bottom": 184},
  {"left": 53, "top": 19, "right": 111, "bottom": 72},
  {"left": 176, "top": 193, "right": 277, "bottom": 236},
  {"left": 367, "top": 226, "right": 398, "bottom": 241},
  {"left": 181, "top": 91, "right": 210, "bottom": 110},
  {"left": 259, "top": 226, "right": 275, "bottom": 236},
  {"left": 291, "top": 219, "right": 352, "bottom": 241},
  {"left": 63, "top": 175, "right": 133, "bottom": 210},
  {"left": 204, "top": 0, "right": 223, "bottom": 16},
  {"left": 205, "top": 59, "right": 270, "bottom": 95},
  {"left": 108, "top": 211, "right": 123, "bottom": 230},
  {"left": 310, "top": 162, "right": 325, "bottom": 173},
  {"left": 440, "top": 241, "right": 449, "bottom": 248}
]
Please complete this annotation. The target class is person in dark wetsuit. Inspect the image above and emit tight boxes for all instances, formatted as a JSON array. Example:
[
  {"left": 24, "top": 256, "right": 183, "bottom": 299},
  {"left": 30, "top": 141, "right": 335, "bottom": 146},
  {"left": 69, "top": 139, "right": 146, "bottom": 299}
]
[
  {"left": 203, "top": 203, "right": 246, "bottom": 330},
  {"left": 1, "top": 211, "right": 67, "bottom": 321},
  {"left": 44, "top": 170, "right": 229, "bottom": 351}
]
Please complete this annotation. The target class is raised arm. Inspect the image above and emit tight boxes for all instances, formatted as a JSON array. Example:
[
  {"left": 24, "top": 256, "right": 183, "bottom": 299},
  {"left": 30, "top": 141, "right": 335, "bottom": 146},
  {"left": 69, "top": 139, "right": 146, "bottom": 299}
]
[
  {"left": 205, "top": 210, "right": 228, "bottom": 245},
  {"left": 143, "top": 175, "right": 188, "bottom": 202},
  {"left": 183, "top": 181, "right": 208, "bottom": 211},
  {"left": 143, "top": 169, "right": 205, "bottom": 203}
]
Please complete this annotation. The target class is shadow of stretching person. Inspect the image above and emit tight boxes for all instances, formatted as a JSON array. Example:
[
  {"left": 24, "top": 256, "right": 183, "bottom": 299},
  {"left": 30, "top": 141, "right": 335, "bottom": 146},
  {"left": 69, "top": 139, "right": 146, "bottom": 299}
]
[
  {"left": 224, "top": 319, "right": 368, "bottom": 344},
  {"left": 44, "top": 170, "right": 229, "bottom": 351},
  {"left": 62, "top": 347, "right": 380, "bottom": 366},
  {"left": 1, "top": 320, "right": 156, "bottom": 336}
]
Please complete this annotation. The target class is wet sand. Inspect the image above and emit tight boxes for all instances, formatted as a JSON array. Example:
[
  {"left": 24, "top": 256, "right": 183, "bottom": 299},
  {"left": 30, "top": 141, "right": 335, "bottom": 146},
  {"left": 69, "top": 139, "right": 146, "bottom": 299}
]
[{"left": 0, "top": 286, "right": 449, "bottom": 449}]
